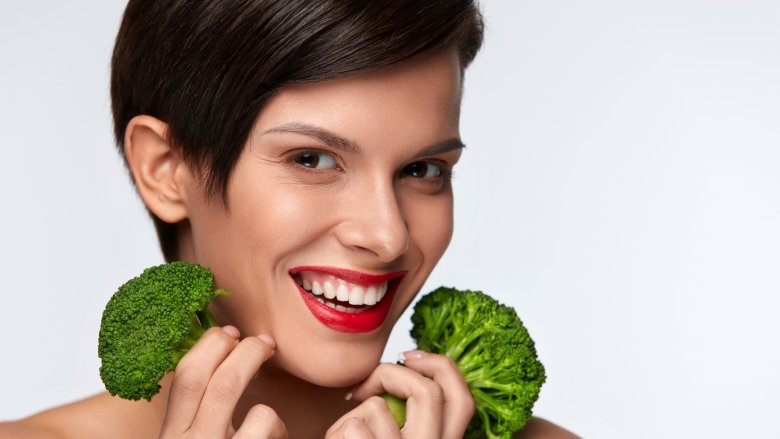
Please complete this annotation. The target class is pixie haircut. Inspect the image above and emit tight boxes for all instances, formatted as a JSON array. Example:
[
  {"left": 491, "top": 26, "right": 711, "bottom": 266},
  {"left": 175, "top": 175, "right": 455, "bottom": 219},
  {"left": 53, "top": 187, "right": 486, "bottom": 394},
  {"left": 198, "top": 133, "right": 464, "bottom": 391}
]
[{"left": 111, "top": 0, "right": 484, "bottom": 262}]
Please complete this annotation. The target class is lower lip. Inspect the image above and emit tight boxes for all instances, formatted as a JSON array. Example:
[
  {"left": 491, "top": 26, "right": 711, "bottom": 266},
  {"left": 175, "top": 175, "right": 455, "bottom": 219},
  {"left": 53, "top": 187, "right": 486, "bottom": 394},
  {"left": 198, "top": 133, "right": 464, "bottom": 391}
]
[{"left": 295, "top": 281, "right": 398, "bottom": 333}]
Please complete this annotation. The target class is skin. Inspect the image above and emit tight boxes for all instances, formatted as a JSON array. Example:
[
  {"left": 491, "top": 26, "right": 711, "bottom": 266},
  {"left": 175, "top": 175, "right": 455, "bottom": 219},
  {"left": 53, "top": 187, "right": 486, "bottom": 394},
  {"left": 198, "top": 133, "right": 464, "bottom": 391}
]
[{"left": 0, "top": 49, "right": 578, "bottom": 438}]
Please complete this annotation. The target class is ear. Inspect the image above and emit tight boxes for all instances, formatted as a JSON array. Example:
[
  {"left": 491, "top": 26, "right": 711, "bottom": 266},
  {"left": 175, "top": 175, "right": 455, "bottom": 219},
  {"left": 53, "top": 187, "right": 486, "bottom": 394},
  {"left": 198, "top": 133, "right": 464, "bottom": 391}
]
[{"left": 123, "top": 115, "right": 191, "bottom": 223}]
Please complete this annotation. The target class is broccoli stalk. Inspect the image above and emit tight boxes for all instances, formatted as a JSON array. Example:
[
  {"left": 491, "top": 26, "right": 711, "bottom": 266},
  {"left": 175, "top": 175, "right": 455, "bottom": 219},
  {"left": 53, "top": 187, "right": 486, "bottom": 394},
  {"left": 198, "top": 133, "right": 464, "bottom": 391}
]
[
  {"left": 171, "top": 306, "right": 222, "bottom": 365},
  {"left": 381, "top": 286, "right": 546, "bottom": 439},
  {"left": 98, "top": 262, "right": 228, "bottom": 401}
]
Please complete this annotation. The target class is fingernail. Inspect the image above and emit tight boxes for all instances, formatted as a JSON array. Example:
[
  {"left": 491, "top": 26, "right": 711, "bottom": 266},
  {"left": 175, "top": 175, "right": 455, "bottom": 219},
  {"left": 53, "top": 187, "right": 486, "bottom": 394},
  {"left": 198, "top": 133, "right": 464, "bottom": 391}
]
[
  {"left": 257, "top": 334, "right": 276, "bottom": 348},
  {"left": 401, "top": 349, "right": 426, "bottom": 361},
  {"left": 222, "top": 325, "right": 240, "bottom": 338},
  {"left": 344, "top": 392, "right": 353, "bottom": 401}
]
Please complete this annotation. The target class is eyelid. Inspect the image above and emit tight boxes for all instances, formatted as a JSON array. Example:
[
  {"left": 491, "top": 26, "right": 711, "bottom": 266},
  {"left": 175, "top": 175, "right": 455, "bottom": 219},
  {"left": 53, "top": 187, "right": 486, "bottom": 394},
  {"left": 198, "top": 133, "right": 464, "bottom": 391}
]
[
  {"left": 401, "top": 159, "right": 455, "bottom": 181},
  {"left": 419, "top": 148, "right": 461, "bottom": 168},
  {"left": 286, "top": 148, "right": 344, "bottom": 171},
  {"left": 424, "top": 158, "right": 454, "bottom": 173}
]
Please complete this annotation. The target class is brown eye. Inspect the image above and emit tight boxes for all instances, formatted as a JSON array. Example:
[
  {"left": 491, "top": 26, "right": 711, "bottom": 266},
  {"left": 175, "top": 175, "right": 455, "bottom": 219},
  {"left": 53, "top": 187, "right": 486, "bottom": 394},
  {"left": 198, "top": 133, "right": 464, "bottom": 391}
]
[
  {"left": 293, "top": 151, "right": 337, "bottom": 169},
  {"left": 401, "top": 161, "right": 442, "bottom": 179}
]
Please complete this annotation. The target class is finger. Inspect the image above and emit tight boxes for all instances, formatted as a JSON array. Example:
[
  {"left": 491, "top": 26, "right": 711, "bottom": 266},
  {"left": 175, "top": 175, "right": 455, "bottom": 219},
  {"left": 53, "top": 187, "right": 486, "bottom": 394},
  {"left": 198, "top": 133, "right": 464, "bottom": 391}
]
[
  {"left": 191, "top": 334, "right": 276, "bottom": 436},
  {"left": 233, "top": 404, "right": 288, "bottom": 439},
  {"left": 162, "top": 326, "right": 240, "bottom": 434},
  {"left": 401, "top": 351, "right": 475, "bottom": 439},
  {"left": 327, "top": 396, "right": 400, "bottom": 439},
  {"left": 326, "top": 417, "right": 375, "bottom": 439},
  {"left": 349, "top": 363, "right": 443, "bottom": 438}
]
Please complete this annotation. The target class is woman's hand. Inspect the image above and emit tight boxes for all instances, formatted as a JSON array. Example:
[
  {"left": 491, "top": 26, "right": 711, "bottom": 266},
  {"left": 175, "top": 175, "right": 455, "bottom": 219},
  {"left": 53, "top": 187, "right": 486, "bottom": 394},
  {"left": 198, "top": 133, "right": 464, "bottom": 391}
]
[
  {"left": 159, "top": 326, "right": 288, "bottom": 439},
  {"left": 325, "top": 351, "right": 474, "bottom": 439}
]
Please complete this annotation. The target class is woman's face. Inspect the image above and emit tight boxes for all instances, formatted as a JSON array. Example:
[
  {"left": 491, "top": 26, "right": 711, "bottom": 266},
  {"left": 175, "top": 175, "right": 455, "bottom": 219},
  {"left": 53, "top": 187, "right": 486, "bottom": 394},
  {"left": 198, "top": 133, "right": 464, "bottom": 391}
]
[{"left": 181, "top": 49, "right": 463, "bottom": 387}]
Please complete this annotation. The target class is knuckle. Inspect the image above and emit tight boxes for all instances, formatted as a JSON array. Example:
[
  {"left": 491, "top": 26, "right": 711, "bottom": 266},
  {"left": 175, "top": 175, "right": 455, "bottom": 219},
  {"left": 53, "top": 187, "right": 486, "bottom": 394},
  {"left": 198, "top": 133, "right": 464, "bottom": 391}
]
[
  {"left": 172, "top": 368, "right": 207, "bottom": 396},
  {"left": 365, "top": 395, "right": 390, "bottom": 413},
  {"left": 374, "top": 362, "right": 398, "bottom": 375},
  {"left": 210, "top": 369, "right": 243, "bottom": 401},
  {"left": 418, "top": 380, "right": 444, "bottom": 404},
  {"left": 246, "top": 404, "right": 280, "bottom": 422},
  {"left": 340, "top": 417, "right": 365, "bottom": 434}
]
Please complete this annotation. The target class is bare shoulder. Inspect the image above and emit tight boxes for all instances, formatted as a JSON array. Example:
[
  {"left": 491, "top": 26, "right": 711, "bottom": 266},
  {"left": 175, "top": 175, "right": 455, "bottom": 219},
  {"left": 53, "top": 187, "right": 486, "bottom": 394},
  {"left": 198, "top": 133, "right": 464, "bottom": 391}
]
[
  {"left": 514, "top": 417, "right": 580, "bottom": 439},
  {"left": 0, "top": 421, "right": 63, "bottom": 439},
  {"left": 0, "top": 392, "right": 165, "bottom": 439}
]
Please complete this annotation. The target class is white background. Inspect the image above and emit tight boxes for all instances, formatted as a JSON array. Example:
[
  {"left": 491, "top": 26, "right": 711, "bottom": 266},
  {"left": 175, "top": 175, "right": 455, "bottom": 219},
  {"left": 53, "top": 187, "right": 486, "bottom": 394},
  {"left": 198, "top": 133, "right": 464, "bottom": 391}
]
[{"left": 2, "top": 1, "right": 779, "bottom": 437}]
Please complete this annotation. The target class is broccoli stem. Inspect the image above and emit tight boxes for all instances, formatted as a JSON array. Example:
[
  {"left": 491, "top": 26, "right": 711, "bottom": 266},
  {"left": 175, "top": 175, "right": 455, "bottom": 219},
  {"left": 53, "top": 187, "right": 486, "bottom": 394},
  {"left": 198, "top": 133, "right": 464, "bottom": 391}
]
[
  {"left": 444, "top": 326, "right": 487, "bottom": 362},
  {"left": 380, "top": 393, "right": 407, "bottom": 428},
  {"left": 199, "top": 289, "right": 228, "bottom": 328},
  {"left": 171, "top": 294, "right": 226, "bottom": 365}
]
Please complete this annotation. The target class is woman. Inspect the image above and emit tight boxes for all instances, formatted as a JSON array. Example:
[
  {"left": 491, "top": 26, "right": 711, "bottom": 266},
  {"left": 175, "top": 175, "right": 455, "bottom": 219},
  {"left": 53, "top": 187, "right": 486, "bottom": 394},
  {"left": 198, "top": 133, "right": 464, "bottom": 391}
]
[{"left": 2, "top": 1, "right": 576, "bottom": 437}]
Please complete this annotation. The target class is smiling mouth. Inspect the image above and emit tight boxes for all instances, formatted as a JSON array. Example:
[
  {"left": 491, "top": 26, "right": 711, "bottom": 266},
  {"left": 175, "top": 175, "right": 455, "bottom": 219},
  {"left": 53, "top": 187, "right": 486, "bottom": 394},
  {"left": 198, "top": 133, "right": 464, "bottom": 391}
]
[
  {"left": 292, "top": 271, "right": 390, "bottom": 313},
  {"left": 289, "top": 266, "right": 406, "bottom": 332}
]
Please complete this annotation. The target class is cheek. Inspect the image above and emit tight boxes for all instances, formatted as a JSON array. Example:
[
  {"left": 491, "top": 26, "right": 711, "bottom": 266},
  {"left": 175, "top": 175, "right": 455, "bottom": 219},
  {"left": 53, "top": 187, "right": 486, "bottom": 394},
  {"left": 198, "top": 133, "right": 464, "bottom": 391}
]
[
  {"left": 187, "top": 173, "right": 329, "bottom": 316},
  {"left": 205, "top": 165, "right": 331, "bottom": 261},
  {"left": 404, "top": 191, "right": 454, "bottom": 261}
]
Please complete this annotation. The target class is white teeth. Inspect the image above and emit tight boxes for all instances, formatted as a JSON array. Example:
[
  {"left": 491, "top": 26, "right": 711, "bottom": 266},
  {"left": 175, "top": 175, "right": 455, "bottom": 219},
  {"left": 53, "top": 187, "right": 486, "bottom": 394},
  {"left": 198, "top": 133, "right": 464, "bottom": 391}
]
[
  {"left": 323, "top": 282, "right": 336, "bottom": 299},
  {"left": 364, "top": 286, "right": 378, "bottom": 306},
  {"left": 349, "top": 286, "right": 365, "bottom": 305},
  {"left": 336, "top": 284, "right": 350, "bottom": 301},
  {"left": 298, "top": 272, "right": 392, "bottom": 307}
]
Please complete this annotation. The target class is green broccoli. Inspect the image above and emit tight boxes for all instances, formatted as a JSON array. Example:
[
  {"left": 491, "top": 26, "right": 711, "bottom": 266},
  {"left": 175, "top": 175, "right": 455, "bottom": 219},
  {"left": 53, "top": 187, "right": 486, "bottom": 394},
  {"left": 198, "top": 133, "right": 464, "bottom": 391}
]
[
  {"left": 383, "top": 286, "right": 546, "bottom": 439},
  {"left": 98, "top": 261, "right": 228, "bottom": 401}
]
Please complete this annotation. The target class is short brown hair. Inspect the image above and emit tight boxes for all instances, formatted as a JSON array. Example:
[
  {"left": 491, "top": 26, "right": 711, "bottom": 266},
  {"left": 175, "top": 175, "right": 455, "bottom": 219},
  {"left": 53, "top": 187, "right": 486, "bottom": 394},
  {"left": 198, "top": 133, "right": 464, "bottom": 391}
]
[{"left": 111, "top": 0, "right": 483, "bottom": 261}]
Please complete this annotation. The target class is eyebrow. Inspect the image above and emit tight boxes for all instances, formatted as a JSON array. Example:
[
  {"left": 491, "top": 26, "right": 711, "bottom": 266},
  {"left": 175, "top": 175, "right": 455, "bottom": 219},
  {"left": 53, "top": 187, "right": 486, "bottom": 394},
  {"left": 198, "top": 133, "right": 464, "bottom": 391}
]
[
  {"left": 261, "top": 122, "right": 465, "bottom": 158},
  {"left": 416, "top": 138, "right": 466, "bottom": 158}
]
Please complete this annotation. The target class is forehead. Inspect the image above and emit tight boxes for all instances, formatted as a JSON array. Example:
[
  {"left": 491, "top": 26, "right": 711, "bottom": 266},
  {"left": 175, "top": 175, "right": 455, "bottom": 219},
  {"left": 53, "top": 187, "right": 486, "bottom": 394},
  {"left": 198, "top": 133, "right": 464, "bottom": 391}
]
[{"left": 252, "top": 49, "right": 463, "bottom": 143}]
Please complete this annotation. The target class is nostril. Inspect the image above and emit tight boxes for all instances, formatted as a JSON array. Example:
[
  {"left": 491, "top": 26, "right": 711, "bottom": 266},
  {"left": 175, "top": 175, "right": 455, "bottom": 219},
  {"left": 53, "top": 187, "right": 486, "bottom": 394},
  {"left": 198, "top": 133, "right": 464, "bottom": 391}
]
[{"left": 374, "top": 228, "right": 410, "bottom": 262}]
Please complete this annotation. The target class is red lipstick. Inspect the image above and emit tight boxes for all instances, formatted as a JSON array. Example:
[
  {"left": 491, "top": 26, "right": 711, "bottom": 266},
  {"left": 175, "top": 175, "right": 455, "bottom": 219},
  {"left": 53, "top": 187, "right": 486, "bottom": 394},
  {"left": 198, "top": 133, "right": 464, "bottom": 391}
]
[{"left": 289, "top": 267, "right": 406, "bottom": 333}]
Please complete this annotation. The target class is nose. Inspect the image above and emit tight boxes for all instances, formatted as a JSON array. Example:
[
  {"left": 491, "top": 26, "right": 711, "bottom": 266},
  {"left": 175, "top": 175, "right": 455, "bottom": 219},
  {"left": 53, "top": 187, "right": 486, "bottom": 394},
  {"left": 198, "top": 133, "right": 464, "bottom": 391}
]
[{"left": 335, "top": 178, "right": 409, "bottom": 263}]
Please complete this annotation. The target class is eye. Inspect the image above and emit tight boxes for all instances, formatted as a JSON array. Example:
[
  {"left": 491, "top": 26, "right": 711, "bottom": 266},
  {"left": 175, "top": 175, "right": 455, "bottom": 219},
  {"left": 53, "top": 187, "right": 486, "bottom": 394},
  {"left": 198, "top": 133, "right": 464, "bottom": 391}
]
[
  {"left": 401, "top": 161, "right": 446, "bottom": 179},
  {"left": 292, "top": 151, "right": 338, "bottom": 170}
]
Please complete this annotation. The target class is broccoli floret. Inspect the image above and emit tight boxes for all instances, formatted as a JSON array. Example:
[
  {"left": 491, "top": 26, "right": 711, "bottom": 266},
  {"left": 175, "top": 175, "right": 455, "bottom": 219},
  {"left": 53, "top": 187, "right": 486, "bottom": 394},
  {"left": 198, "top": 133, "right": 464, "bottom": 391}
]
[
  {"left": 97, "top": 261, "right": 228, "bottom": 401},
  {"left": 385, "top": 286, "right": 545, "bottom": 439}
]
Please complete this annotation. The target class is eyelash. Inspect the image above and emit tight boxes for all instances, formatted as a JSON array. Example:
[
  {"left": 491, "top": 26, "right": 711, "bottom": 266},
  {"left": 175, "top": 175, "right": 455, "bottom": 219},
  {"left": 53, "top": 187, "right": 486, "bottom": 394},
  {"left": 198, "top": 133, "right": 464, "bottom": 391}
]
[
  {"left": 288, "top": 149, "right": 341, "bottom": 171},
  {"left": 286, "top": 149, "right": 454, "bottom": 182},
  {"left": 399, "top": 160, "right": 453, "bottom": 182}
]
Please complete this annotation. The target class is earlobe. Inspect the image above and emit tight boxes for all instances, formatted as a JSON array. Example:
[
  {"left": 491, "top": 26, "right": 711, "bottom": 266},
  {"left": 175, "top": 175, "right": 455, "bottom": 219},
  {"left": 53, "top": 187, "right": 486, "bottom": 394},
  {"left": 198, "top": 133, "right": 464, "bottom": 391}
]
[{"left": 124, "top": 115, "right": 191, "bottom": 224}]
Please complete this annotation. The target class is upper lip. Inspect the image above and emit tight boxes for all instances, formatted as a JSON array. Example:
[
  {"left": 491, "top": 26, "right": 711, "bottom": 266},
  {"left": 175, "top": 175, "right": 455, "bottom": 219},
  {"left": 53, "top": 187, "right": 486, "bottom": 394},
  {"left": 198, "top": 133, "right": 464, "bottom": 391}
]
[{"left": 289, "top": 266, "right": 407, "bottom": 287}]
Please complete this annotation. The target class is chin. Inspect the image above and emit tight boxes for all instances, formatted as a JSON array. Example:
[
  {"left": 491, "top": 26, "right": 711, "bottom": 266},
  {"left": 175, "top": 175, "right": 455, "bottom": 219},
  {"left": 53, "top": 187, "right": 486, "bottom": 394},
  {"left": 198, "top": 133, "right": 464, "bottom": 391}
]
[
  {"left": 304, "top": 367, "right": 376, "bottom": 388},
  {"left": 275, "top": 341, "right": 387, "bottom": 388}
]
